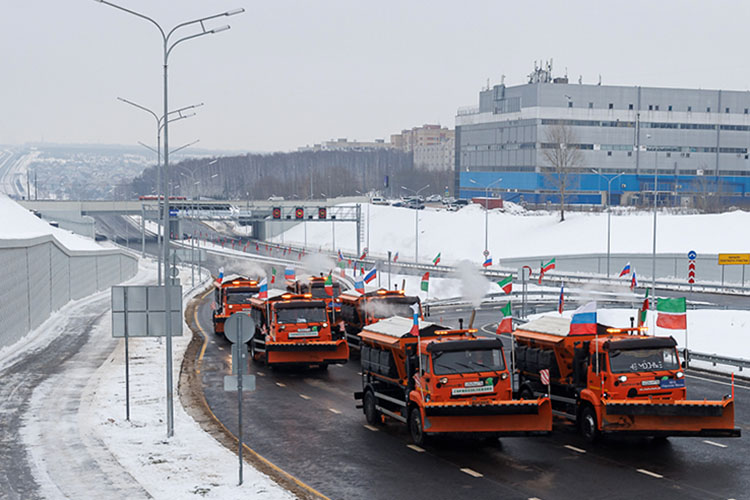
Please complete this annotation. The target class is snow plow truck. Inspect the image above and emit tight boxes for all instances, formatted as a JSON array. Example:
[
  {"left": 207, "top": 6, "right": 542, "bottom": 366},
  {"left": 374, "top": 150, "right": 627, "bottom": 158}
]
[
  {"left": 212, "top": 276, "right": 260, "bottom": 336},
  {"left": 513, "top": 315, "right": 740, "bottom": 441},
  {"left": 340, "top": 289, "right": 421, "bottom": 352},
  {"left": 354, "top": 316, "right": 552, "bottom": 445}
]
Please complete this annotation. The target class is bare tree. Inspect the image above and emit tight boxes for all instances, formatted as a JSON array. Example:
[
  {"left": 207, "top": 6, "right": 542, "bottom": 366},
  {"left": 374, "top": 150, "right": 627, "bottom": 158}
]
[{"left": 541, "top": 124, "right": 583, "bottom": 221}]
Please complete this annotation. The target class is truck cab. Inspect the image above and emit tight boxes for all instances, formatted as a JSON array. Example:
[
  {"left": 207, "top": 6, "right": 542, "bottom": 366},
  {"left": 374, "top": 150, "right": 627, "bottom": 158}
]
[
  {"left": 248, "top": 291, "right": 349, "bottom": 368},
  {"left": 340, "top": 289, "right": 421, "bottom": 351},
  {"left": 212, "top": 276, "right": 260, "bottom": 336},
  {"left": 287, "top": 275, "right": 342, "bottom": 320}
]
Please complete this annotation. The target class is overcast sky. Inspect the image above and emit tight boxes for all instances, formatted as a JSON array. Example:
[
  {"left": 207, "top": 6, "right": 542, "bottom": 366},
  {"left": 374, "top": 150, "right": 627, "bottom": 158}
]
[{"left": 2, "top": 1, "right": 750, "bottom": 152}]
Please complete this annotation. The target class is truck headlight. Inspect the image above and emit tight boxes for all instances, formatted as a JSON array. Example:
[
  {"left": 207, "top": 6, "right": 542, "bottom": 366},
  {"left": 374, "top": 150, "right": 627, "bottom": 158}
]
[
  {"left": 439, "top": 377, "right": 448, "bottom": 384},
  {"left": 425, "top": 394, "right": 431, "bottom": 402},
  {"left": 500, "top": 373, "right": 508, "bottom": 380},
  {"left": 322, "top": 323, "right": 328, "bottom": 328},
  {"left": 618, "top": 375, "right": 628, "bottom": 383},
  {"left": 676, "top": 371, "right": 684, "bottom": 379}
]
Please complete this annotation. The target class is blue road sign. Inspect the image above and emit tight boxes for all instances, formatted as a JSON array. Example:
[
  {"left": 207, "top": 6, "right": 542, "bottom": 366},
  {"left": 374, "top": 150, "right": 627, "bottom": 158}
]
[{"left": 688, "top": 250, "right": 697, "bottom": 260}]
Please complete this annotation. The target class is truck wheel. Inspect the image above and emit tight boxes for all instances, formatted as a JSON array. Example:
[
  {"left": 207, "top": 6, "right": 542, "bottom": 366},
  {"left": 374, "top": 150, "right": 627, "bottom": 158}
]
[
  {"left": 250, "top": 339, "right": 262, "bottom": 364},
  {"left": 519, "top": 386, "right": 534, "bottom": 400},
  {"left": 363, "top": 391, "right": 381, "bottom": 426},
  {"left": 580, "top": 405, "right": 599, "bottom": 443},
  {"left": 409, "top": 407, "right": 427, "bottom": 446}
]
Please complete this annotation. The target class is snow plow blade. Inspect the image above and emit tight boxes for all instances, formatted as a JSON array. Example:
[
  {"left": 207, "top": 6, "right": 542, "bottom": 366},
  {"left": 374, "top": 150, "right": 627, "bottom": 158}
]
[
  {"left": 602, "top": 398, "right": 740, "bottom": 437},
  {"left": 422, "top": 397, "right": 552, "bottom": 436}
]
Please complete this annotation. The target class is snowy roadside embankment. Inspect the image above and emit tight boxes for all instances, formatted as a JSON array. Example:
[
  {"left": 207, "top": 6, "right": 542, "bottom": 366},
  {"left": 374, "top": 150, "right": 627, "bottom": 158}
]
[{"left": 17, "top": 258, "right": 294, "bottom": 500}]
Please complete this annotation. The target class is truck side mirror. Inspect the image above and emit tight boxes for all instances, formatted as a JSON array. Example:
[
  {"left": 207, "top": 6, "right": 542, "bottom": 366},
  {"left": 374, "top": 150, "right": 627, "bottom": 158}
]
[{"left": 681, "top": 361, "right": 686, "bottom": 369}]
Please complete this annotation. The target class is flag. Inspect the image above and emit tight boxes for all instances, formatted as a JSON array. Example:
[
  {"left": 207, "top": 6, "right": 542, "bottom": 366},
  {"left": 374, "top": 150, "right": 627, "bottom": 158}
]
[
  {"left": 497, "top": 276, "right": 512, "bottom": 294},
  {"left": 355, "top": 277, "right": 365, "bottom": 294},
  {"left": 271, "top": 267, "right": 277, "bottom": 284},
  {"left": 258, "top": 277, "right": 268, "bottom": 299},
  {"left": 393, "top": 251, "right": 399, "bottom": 262},
  {"left": 215, "top": 267, "right": 224, "bottom": 285},
  {"left": 360, "top": 250, "right": 367, "bottom": 260},
  {"left": 656, "top": 297, "right": 687, "bottom": 330},
  {"left": 630, "top": 271, "right": 637, "bottom": 291},
  {"left": 432, "top": 253, "right": 441, "bottom": 266},
  {"left": 483, "top": 256, "right": 492, "bottom": 267},
  {"left": 619, "top": 262, "right": 631, "bottom": 277},
  {"left": 364, "top": 266, "right": 377, "bottom": 284},
  {"left": 284, "top": 267, "right": 295, "bottom": 281},
  {"left": 420, "top": 272, "right": 430, "bottom": 292},
  {"left": 325, "top": 273, "right": 334, "bottom": 296},
  {"left": 569, "top": 301, "right": 597, "bottom": 335},
  {"left": 338, "top": 249, "right": 344, "bottom": 261},
  {"left": 637, "top": 289, "right": 649, "bottom": 327},
  {"left": 496, "top": 302, "right": 512, "bottom": 334},
  {"left": 360, "top": 265, "right": 365, "bottom": 276},
  {"left": 409, "top": 303, "right": 421, "bottom": 335},
  {"left": 538, "top": 257, "right": 556, "bottom": 284},
  {"left": 558, "top": 282, "right": 564, "bottom": 314}
]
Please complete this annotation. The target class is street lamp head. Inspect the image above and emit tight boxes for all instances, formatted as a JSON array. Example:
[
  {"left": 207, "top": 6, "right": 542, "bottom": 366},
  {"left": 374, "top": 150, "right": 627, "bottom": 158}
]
[
  {"left": 210, "top": 25, "right": 231, "bottom": 34},
  {"left": 224, "top": 8, "right": 245, "bottom": 16},
  {"left": 208, "top": 159, "right": 218, "bottom": 165}
]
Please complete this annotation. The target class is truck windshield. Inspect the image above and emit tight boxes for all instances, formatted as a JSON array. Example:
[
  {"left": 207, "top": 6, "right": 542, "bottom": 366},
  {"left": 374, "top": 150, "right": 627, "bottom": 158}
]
[
  {"left": 226, "top": 292, "right": 254, "bottom": 304},
  {"left": 609, "top": 348, "right": 679, "bottom": 373},
  {"left": 276, "top": 307, "right": 328, "bottom": 324},
  {"left": 311, "top": 284, "right": 341, "bottom": 299},
  {"left": 432, "top": 349, "right": 505, "bottom": 375}
]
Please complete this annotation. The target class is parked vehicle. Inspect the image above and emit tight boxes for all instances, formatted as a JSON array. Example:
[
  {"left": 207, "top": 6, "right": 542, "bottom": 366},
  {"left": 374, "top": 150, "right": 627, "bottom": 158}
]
[{"left": 370, "top": 196, "right": 389, "bottom": 205}]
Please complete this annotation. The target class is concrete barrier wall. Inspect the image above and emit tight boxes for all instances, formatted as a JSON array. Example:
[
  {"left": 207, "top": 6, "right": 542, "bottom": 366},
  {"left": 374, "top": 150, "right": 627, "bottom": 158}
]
[{"left": 0, "top": 235, "right": 138, "bottom": 350}]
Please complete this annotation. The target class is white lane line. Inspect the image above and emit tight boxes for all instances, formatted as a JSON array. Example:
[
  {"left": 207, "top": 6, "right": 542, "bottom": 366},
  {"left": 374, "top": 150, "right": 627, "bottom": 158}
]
[
  {"left": 256, "top": 371, "right": 265, "bottom": 377},
  {"left": 564, "top": 444, "right": 587, "bottom": 454},
  {"left": 703, "top": 440, "right": 728, "bottom": 448},
  {"left": 528, "top": 497, "right": 543, "bottom": 500},
  {"left": 460, "top": 468, "right": 483, "bottom": 478},
  {"left": 328, "top": 408, "right": 341, "bottom": 414},
  {"left": 686, "top": 374, "right": 750, "bottom": 391},
  {"left": 357, "top": 372, "right": 362, "bottom": 376},
  {"left": 275, "top": 382, "right": 286, "bottom": 387},
  {"left": 637, "top": 468, "right": 663, "bottom": 479},
  {"left": 299, "top": 394, "right": 311, "bottom": 400},
  {"left": 217, "top": 346, "right": 224, "bottom": 351},
  {"left": 363, "top": 424, "right": 378, "bottom": 432},
  {"left": 407, "top": 444, "right": 425, "bottom": 453}
]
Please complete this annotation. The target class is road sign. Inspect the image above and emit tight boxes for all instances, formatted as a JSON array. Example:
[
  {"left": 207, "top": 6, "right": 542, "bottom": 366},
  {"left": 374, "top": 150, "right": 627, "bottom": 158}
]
[
  {"left": 224, "top": 312, "right": 255, "bottom": 344},
  {"left": 687, "top": 250, "right": 697, "bottom": 260},
  {"left": 687, "top": 251, "right": 697, "bottom": 285},
  {"left": 718, "top": 253, "right": 750, "bottom": 265},
  {"left": 295, "top": 207, "right": 304, "bottom": 219},
  {"left": 483, "top": 249, "right": 490, "bottom": 257},
  {"left": 540, "top": 369, "right": 550, "bottom": 386},
  {"left": 272, "top": 207, "right": 281, "bottom": 219},
  {"left": 223, "top": 374, "right": 256, "bottom": 392},
  {"left": 170, "top": 266, "right": 179, "bottom": 278},
  {"left": 111, "top": 285, "right": 183, "bottom": 337}
]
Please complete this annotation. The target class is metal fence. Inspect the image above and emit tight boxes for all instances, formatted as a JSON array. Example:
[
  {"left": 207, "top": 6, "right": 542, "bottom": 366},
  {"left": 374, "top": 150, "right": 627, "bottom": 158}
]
[{"left": 0, "top": 235, "right": 138, "bottom": 350}]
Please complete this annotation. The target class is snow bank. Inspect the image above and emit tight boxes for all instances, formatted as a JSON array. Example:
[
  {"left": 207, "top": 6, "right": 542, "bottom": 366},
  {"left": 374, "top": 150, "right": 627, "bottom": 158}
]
[{"left": 0, "top": 195, "right": 104, "bottom": 251}]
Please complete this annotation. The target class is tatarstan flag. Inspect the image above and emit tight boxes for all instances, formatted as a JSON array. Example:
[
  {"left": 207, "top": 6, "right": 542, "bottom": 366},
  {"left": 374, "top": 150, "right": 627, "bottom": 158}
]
[
  {"left": 432, "top": 252, "right": 441, "bottom": 266},
  {"left": 496, "top": 302, "right": 512, "bottom": 334},
  {"left": 656, "top": 297, "right": 687, "bottom": 330},
  {"left": 420, "top": 272, "right": 430, "bottom": 292},
  {"left": 497, "top": 276, "right": 512, "bottom": 294},
  {"left": 270, "top": 267, "right": 277, "bottom": 284},
  {"left": 324, "top": 273, "right": 334, "bottom": 296},
  {"left": 637, "top": 288, "right": 649, "bottom": 327}
]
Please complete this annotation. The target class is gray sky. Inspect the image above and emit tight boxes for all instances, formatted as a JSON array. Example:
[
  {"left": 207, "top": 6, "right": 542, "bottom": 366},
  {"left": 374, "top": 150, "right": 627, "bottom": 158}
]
[{"left": 3, "top": 1, "right": 750, "bottom": 152}]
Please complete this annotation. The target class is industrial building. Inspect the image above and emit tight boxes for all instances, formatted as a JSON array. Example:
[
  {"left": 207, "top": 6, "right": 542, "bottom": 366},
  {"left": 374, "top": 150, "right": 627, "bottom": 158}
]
[{"left": 455, "top": 62, "right": 750, "bottom": 207}]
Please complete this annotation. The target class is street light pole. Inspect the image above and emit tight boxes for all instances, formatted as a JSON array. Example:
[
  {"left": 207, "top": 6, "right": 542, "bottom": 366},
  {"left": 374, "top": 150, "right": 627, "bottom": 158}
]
[
  {"left": 96, "top": 0, "right": 244, "bottom": 438},
  {"left": 647, "top": 134, "right": 657, "bottom": 299},
  {"left": 591, "top": 170, "right": 624, "bottom": 276},
  {"left": 401, "top": 184, "right": 429, "bottom": 263},
  {"left": 469, "top": 177, "right": 502, "bottom": 258}
]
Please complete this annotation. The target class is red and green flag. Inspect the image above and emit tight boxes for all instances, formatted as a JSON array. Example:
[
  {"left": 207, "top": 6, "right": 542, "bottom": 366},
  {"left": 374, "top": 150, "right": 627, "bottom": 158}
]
[
  {"left": 420, "top": 272, "right": 430, "bottom": 292},
  {"left": 432, "top": 252, "right": 441, "bottom": 266},
  {"left": 497, "top": 276, "right": 512, "bottom": 294},
  {"left": 270, "top": 267, "right": 277, "bottom": 284},
  {"left": 324, "top": 273, "right": 334, "bottom": 296},
  {"left": 656, "top": 297, "right": 687, "bottom": 330},
  {"left": 538, "top": 257, "right": 556, "bottom": 284},
  {"left": 496, "top": 302, "right": 513, "bottom": 334},
  {"left": 637, "top": 288, "right": 649, "bottom": 327}
]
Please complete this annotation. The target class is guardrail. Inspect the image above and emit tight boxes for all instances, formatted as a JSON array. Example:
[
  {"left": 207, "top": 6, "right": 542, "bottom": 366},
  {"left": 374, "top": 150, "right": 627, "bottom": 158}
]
[{"left": 683, "top": 349, "right": 750, "bottom": 373}]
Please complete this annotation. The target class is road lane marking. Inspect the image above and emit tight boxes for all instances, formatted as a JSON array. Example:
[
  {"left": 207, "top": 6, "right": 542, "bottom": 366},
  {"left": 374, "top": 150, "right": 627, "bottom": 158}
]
[
  {"left": 686, "top": 374, "right": 750, "bottom": 391},
  {"left": 357, "top": 372, "right": 362, "bottom": 376},
  {"left": 328, "top": 408, "right": 341, "bottom": 414},
  {"left": 276, "top": 382, "right": 286, "bottom": 387},
  {"left": 363, "top": 425, "right": 378, "bottom": 432},
  {"left": 299, "top": 394, "right": 311, "bottom": 400},
  {"left": 256, "top": 371, "right": 265, "bottom": 377},
  {"left": 564, "top": 444, "right": 586, "bottom": 454},
  {"left": 637, "top": 469, "right": 663, "bottom": 479},
  {"left": 460, "top": 468, "right": 483, "bottom": 478},
  {"left": 703, "top": 440, "right": 728, "bottom": 448},
  {"left": 217, "top": 346, "right": 224, "bottom": 351},
  {"left": 407, "top": 444, "right": 425, "bottom": 453}
]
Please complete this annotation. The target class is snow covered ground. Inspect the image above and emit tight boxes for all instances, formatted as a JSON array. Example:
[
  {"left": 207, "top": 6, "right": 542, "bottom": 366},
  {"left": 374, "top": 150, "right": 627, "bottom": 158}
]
[{"left": 270, "top": 202, "right": 750, "bottom": 266}]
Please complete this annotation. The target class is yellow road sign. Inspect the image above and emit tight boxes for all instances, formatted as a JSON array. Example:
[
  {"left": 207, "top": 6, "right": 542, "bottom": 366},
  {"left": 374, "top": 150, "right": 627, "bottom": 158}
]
[{"left": 718, "top": 253, "right": 750, "bottom": 265}]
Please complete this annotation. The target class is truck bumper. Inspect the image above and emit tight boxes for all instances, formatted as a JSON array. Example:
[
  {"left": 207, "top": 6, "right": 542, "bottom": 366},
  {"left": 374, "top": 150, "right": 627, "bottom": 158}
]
[
  {"left": 601, "top": 398, "right": 740, "bottom": 437},
  {"left": 266, "top": 339, "right": 349, "bottom": 366},
  {"left": 422, "top": 397, "right": 552, "bottom": 435}
]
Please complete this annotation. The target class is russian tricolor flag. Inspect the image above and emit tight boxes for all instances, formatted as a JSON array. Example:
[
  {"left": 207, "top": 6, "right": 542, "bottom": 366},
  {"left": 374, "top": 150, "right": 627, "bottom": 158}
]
[
  {"left": 258, "top": 277, "right": 268, "bottom": 299},
  {"left": 619, "top": 262, "right": 631, "bottom": 277},
  {"left": 364, "top": 266, "right": 377, "bottom": 284},
  {"left": 215, "top": 267, "right": 224, "bottom": 285},
  {"left": 393, "top": 251, "right": 399, "bottom": 262},
  {"left": 630, "top": 271, "right": 637, "bottom": 291},
  {"left": 355, "top": 278, "right": 365, "bottom": 294},
  {"left": 483, "top": 256, "right": 492, "bottom": 268},
  {"left": 409, "top": 303, "right": 421, "bottom": 336},
  {"left": 284, "top": 267, "right": 295, "bottom": 280},
  {"left": 569, "top": 301, "right": 597, "bottom": 335},
  {"left": 338, "top": 249, "right": 344, "bottom": 261}
]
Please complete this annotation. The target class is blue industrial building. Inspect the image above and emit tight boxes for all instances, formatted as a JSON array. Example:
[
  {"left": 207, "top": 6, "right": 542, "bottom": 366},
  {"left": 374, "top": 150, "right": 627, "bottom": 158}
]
[{"left": 455, "top": 63, "right": 750, "bottom": 207}]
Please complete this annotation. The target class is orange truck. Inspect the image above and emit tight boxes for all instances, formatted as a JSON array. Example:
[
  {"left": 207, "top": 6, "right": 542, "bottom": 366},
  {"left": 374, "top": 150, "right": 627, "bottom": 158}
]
[
  {"left": 513, "top": 316, "right": 740, "bottom": 441},
  {"left": 287, "top": 275, "right": 343, "bottom": 319},
  {"left": 247, "top": 291, "right": 349, "bottom": 368},
  {"left": 354, "top": 316, "right": 552, "bottom": 445},
  {"left": 212, "top": 276, "right": 260, "bottom": 336},
  {"left": 340, "top": 289, "right": 421, "bottom": 352}
]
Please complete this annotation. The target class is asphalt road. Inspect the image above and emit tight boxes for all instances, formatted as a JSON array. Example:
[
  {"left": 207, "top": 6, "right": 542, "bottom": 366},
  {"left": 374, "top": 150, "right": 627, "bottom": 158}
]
[{"left": 194, "top": 292, "right": 749, "bottom": 500}]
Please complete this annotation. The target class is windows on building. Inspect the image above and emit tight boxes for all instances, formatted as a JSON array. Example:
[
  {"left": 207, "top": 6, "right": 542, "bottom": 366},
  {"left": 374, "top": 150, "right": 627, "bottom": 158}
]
[
  {"left": 726, "top": 107, "right": 730, "bottom": 113},
  {"left": 706, "top": 106, "right": 711, "bottom": 112},
  {"left": 648, "top": 105, "right": 653, "bottom": 110},
  {"left": 588, "top": 102, "right": 594, "bottom": 109},
  {"left": 688, "top": 106, "right": 692, "bottom": 112},
  {"left": 655, "top": 105, "right": 660, "bottom": 111},
  {"left": 628, "top": 103, "right": 634, "bottom": 110},
  {"left": 608, "top": 103, "right": 613, "bottom": 109},
  {"left": 668, "top": 105, "right": 673, "bottom": 111}
]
